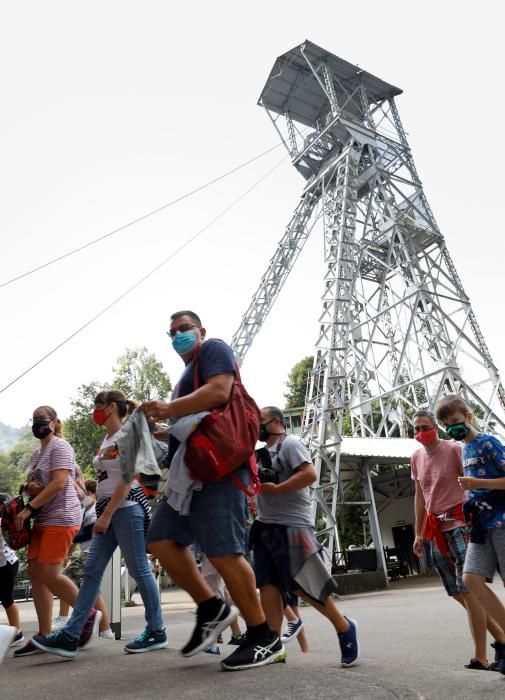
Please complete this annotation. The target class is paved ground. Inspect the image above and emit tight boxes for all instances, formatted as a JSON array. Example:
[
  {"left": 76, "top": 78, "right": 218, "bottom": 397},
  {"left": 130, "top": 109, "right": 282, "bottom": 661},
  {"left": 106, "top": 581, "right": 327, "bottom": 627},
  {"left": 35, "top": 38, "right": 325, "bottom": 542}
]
[{"left": 2, "top": 576, "right": 505, "bottom": 698}]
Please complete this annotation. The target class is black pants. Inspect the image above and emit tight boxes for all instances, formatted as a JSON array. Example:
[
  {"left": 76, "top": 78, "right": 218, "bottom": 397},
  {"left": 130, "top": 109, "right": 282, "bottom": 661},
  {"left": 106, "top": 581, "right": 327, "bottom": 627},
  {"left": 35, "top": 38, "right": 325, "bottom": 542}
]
[{"left": 0, "top": 560, "right": 19, "bottom": 609}]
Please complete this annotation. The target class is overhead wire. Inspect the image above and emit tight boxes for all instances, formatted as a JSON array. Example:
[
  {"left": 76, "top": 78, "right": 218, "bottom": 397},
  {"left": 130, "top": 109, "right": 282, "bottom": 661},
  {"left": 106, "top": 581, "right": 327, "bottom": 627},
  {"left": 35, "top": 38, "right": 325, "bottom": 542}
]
[
  {"left": 0, "top": 153, "right": 288, "bottom": 396},
  {"left": 0, "top": 140, "right": 284, "bottom": 290}
]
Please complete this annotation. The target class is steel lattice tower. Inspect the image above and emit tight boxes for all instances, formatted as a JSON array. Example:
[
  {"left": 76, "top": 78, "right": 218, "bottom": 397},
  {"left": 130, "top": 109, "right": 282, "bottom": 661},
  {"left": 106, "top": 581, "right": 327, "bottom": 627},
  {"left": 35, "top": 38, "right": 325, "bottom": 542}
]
[{"left": 231, "top": 40, "right": 505, "bottom": 556}]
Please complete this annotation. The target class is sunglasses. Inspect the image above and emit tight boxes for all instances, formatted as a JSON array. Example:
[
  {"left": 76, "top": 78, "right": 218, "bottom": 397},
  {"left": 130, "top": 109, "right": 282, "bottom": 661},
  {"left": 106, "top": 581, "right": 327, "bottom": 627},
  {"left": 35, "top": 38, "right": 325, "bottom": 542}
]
[{"left": 166, "top": 323, "right": 198, "bottom": 338}]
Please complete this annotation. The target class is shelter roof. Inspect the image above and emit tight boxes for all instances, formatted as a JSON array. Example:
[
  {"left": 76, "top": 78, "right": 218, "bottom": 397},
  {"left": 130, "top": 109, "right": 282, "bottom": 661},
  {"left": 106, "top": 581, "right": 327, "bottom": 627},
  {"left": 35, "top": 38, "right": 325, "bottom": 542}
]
[
  {"left": 259, "top": 40, "right": 402, "bottom": 127},
  {"left": 340, "top": 437, "right": 417, "bottom": 465}
]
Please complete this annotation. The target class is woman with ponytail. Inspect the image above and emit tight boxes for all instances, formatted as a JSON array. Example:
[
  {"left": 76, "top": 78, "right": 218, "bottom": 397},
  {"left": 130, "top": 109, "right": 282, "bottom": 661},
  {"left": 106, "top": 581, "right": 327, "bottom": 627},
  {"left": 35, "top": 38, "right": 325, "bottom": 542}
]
[
  {"left": 31, "top": 391, "right": 166, "bottom": 659},
  {"left": 13, "top": 406, "right": 99, "bottom": 657}
]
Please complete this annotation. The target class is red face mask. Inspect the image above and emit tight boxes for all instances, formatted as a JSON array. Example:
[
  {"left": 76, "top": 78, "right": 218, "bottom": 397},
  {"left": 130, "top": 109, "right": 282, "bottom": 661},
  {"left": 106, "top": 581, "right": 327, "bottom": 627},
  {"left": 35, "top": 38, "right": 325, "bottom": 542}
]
[
  {"left": 92, "top": 408, "right": 108, "bottom": 426},
  {"left": 414, "top": 427, "right": 438, "bottom": 446}
]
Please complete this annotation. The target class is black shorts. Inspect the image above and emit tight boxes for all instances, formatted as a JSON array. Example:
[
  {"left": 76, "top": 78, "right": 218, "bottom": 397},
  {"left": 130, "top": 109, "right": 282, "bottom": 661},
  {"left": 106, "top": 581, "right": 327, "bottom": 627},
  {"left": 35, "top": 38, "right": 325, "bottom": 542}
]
[
  {"left": 250, "top": 521, "right": 299, "bottom": 600},
  {"left": 0, "top": 560, "right": 19, "bottom": 609}
]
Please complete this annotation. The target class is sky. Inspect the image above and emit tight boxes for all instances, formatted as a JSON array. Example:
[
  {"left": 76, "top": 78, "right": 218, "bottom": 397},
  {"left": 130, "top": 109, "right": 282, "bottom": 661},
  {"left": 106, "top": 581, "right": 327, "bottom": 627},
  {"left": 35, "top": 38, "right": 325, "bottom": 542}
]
[{"left": 1, "top": 1, "right": 503, "bottom": 429}]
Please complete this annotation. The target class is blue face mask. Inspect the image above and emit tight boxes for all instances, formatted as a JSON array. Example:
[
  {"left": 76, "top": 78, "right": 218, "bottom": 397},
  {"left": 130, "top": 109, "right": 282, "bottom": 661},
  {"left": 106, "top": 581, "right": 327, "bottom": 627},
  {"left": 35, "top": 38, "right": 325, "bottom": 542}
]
[{"left": 172, "top": 330, "right": 197, "bottom": 355}]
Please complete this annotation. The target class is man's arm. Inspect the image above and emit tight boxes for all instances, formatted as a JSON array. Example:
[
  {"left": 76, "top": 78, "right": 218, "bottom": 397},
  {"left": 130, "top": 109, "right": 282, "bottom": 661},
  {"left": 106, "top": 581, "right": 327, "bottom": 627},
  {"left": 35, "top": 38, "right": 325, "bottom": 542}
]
[
  {"left": 260, "top": 462, "right": 316, "bottom": 495},
  {"left": 413, "top": 480, "right": 427, "bottom": 557},
  {"left": 139, "top": 373, "right": 234, "bottom": 421}
]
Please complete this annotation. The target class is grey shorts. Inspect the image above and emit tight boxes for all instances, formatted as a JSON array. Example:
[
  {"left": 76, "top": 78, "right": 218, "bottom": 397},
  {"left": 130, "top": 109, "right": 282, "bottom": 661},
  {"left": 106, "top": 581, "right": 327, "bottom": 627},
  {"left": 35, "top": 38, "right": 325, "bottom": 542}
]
[
  {"left": 147, "top": 467, "right": 249, "bottom": 559},
  {"left": 463, "top": 528, "right": 505, "bottom": 581}
]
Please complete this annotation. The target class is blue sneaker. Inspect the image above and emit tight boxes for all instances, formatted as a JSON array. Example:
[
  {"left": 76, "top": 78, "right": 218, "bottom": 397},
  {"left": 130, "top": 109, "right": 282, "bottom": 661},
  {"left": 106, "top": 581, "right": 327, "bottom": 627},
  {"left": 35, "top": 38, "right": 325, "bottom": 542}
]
[
  {"left": 124, "top": 628, "right": 168, "bottom": 654},
  {"left": 203, "top": 644, "right": 221, "bottom": 655},
  {"left": 32, "top": 630, "right": 78, "bottom": 658},
  {"left": 281, "top": 619, "right": 304, "bottom": 645},
  {"left": 338, "top": 617, "right": 359, "bottom": 667}
]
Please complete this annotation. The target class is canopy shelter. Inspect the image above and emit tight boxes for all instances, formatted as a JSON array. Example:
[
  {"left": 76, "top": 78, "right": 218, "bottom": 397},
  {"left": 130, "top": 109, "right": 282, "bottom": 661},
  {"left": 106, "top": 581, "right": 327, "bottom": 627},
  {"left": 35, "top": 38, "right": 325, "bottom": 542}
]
[{"left": 337, "top": 437, "right": 418, "bottom": 585}]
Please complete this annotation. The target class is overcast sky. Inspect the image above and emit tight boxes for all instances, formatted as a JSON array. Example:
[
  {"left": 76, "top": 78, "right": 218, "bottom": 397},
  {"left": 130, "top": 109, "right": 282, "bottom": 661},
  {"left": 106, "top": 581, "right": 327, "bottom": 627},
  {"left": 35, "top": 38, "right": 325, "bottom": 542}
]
[{"left": 1, "top": 1, "right": 503, "bottom": 429}]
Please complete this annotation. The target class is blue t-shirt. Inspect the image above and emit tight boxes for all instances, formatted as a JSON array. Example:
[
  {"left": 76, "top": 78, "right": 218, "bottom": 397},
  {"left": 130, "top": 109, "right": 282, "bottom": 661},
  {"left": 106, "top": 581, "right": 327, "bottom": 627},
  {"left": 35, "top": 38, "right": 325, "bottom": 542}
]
[
  {"left": 173, "top": 338, "right": 236, "bottom": 398},
  {"left": 168, "top": 339, "right": 236, "bottom": 461},
  {"left": 463, "top": 433, "right": 505, "bottom": 529}
]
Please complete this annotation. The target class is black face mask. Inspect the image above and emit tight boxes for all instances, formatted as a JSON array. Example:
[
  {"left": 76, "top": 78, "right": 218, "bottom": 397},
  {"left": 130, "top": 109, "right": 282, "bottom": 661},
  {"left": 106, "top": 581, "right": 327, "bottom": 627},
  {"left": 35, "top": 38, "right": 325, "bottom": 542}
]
[
  {"left": 259, "top": 424, "right": 271, "bottom": 443},
  {"left": 259, "top": 419, "right": 284, "bottom": 443},
  {"left": 32, "top": 420, "right": 53, "bottom": 440}
]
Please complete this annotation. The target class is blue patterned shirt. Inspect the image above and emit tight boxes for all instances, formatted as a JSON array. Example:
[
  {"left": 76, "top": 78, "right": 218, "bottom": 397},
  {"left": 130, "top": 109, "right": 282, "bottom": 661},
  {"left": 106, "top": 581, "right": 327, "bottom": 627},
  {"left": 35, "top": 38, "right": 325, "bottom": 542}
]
[{"left": 463, "top": 433, "right": 505, "bottom": 529}]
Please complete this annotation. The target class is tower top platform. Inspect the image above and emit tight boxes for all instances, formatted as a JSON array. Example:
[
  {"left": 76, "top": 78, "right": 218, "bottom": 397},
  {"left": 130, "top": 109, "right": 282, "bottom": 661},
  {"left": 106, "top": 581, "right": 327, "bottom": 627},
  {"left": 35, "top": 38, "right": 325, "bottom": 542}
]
[{"left": 259, "top": 40, "right": 402, "bottom": 127}]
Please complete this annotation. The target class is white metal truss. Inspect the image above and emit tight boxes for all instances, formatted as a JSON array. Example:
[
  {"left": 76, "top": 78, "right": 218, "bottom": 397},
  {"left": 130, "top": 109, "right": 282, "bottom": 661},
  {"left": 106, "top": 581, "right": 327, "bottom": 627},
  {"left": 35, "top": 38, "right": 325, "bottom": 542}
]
[{"left": 231, "top": 41, "right": 505, "bottom": 562}]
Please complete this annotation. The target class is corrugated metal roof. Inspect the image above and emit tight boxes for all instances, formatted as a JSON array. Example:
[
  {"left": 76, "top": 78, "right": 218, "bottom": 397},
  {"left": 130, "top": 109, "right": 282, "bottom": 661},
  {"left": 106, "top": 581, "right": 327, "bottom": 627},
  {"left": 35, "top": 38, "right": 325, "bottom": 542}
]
[
  {"left": 259, "top": 40, "right": 402, "bottom": 127},
  {"left": 340, "top": 437, "right": 417, "bottom": 461}
]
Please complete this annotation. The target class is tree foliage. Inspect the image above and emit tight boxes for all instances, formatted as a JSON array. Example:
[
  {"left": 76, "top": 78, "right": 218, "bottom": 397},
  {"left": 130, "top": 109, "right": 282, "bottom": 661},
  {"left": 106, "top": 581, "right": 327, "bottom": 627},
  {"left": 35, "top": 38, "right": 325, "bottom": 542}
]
[
  {"left": 0, "top": 427, "right": 37, "bottom": 495},
  {"left": 112, "top": 347, "right": 171, "bottom": 402},
  {"left": 284, "top": 356, "right": 313, "bottom": 409}
]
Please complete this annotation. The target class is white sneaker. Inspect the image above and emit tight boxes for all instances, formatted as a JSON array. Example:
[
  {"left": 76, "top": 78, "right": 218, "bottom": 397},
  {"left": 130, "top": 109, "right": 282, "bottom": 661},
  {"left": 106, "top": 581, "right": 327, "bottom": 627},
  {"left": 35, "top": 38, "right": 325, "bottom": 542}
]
[
  {"left": 53, "top": 615, "right": 69, "bottom": 630},
  {"left": 0, "top": 625, "right": 16, "bottom": 665},
  {"left": 99, "top": 628, "right": 115, "bottom": 640},
  {"left": 9, "top": 630, "right": 25, "bottom": 647}
]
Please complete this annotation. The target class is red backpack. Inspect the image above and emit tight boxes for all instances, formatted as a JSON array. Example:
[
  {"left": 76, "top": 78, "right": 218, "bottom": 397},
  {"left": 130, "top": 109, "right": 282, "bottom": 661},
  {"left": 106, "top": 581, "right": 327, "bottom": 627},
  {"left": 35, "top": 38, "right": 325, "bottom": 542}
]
[
  {"left": 0, "top": 495, "right": 31, "bottom": 550},
  {"left": 184, "top": 357, "right": 260, "bottom": 496}
]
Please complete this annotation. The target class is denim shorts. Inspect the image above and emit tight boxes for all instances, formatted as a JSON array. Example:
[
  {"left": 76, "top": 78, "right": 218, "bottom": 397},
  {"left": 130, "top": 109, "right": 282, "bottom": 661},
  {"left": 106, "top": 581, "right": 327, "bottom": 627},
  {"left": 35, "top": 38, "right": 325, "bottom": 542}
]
[{"left": 147, "top": 468, "right": 249, "bottom": 559}]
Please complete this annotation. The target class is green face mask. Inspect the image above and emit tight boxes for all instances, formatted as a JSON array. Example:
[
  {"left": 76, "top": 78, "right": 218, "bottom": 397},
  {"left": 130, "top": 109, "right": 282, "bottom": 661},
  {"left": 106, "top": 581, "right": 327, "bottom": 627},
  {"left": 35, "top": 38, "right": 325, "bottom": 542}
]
[{"left": 446, "top": 422, "right": 470, "bottom": 441}]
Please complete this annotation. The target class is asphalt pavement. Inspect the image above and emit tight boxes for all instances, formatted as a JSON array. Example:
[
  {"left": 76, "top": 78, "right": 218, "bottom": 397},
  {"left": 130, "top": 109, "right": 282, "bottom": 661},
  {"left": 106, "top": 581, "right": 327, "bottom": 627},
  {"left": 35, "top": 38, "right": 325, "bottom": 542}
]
[{"left": 2, "top": 577, "right": 505, "bottom": 699}]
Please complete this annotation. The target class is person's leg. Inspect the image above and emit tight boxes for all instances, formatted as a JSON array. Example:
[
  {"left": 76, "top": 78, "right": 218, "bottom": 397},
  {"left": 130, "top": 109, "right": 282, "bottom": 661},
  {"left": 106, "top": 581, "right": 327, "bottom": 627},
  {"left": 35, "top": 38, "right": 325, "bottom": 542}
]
[
  {"left": 463, "top": 576, "right": 505, "bottom": 631},
  {"left": 147, "top": 499, "right": 215, "bottom": 604},
  {"left": 115, "top": 505, "right": 164, "bottom": 632},
  {"left": 432, "top": 529, "right": 489, "bottom": 664},
  {"left": 295, "top": 590, "right": 348, "bottom": 634},
  {"left": 58, "top": 600, "right": 70, "bottom": 617},
  {"left": 259, "top": 584, "right": 284, "bottom": 635},
  {"left": 210, "top": 554, "right": 266, "bottom": 627},
  {"left": 28, "top": 560, "right": 54, "bottom": 635},
  {"left": 454, "top": 592, "right": 488, "bottom": 666},
  {"left": 0, "top": 562, "right": 21, "bottom": 630},
  {"left": 149, "top": 540, "right": 215, "bottom": 603},
  {"left": 286, "top": 605, "right": 309, "bottom": 652},
  {"left": 37, "top": 563, "right": 80, "bottom": 608},
  {"left": 63, "top": 527, "right": 118, "bottom": 639},
  {"left": 4, "top": 602, "right": 20, "bottom": 630},
  {"left": 230, "top": 619, "right": 242, "bottom": 636},
  {"left": 95, "top": 594, "right": 111, "bottom": 631}
]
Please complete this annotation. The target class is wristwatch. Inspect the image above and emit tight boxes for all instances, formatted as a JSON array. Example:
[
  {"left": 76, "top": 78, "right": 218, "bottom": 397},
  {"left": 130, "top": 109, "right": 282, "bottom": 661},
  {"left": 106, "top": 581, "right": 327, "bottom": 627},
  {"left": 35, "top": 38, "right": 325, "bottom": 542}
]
[{"left": 25, "top": 502, "right": 36, "bottom": 513}]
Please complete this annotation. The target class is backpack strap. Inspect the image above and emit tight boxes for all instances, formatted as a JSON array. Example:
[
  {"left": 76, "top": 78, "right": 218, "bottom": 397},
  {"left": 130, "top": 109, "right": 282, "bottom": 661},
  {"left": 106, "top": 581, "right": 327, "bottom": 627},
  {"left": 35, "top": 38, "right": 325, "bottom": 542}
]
[{"left": 230, "top": 454, "right": 260, "bottom": 498}]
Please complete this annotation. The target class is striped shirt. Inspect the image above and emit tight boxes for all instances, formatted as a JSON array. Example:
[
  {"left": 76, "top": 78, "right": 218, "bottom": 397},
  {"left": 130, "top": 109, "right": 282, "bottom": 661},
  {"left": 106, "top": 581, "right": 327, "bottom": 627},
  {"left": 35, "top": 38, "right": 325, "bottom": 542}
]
[{"left": 28, "top": 437, "right": 82, "bottom": 527}]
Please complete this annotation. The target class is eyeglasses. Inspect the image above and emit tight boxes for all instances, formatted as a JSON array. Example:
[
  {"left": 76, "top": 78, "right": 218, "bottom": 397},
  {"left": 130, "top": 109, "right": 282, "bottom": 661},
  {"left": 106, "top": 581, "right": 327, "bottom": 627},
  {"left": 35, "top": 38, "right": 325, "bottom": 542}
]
[
  {"left": 29, "top": 416, "right": 53, "bottom": 424},
  {"left": 166, "top": 323, "right": 197, "bottom": 338}
]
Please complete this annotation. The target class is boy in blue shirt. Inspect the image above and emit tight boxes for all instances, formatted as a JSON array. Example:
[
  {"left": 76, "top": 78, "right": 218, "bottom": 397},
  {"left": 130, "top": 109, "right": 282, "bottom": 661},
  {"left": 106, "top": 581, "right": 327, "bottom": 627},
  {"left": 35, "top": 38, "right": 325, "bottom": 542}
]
[{"left": 437, "top": 394, "right": 505, "bottom": 674}]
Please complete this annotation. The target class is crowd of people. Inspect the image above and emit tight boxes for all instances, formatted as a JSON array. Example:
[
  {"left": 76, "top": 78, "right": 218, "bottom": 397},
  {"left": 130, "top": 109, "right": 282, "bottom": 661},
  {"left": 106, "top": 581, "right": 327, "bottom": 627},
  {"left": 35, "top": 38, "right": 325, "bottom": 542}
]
[{"left": 1, "top": 309, "right": 505, "bottom": 680}]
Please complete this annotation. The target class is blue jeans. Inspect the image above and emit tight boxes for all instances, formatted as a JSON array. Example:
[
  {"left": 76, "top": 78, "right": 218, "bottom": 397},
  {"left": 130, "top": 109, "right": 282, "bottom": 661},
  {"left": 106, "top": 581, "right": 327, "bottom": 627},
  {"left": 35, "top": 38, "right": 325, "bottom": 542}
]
[{"left": 64, "top": 503, "right": 164, "bottom": 639}]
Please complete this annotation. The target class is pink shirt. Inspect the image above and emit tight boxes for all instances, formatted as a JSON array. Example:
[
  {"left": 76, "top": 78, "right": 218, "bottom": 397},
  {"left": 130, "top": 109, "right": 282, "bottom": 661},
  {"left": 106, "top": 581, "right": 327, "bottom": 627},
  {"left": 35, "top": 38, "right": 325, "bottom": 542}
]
[{"left": 411, "top": 439, "right": 465, "bottom": 530}]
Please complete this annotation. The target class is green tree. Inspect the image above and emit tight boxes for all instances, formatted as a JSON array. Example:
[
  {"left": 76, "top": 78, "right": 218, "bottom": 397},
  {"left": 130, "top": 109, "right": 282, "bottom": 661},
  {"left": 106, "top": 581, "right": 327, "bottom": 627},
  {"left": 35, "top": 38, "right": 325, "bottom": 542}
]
[
  {"left": 336, "top": 480, "right": 365, "bottom": 549},
  {"left": 112, "top": 347, "right": 171, "bottom": 402},
  {"left": 0, "top": 428, "right": 38, "bottom": 494},
  {"left": 284, "top": 356, "right": 313, "bottom": 409}
]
